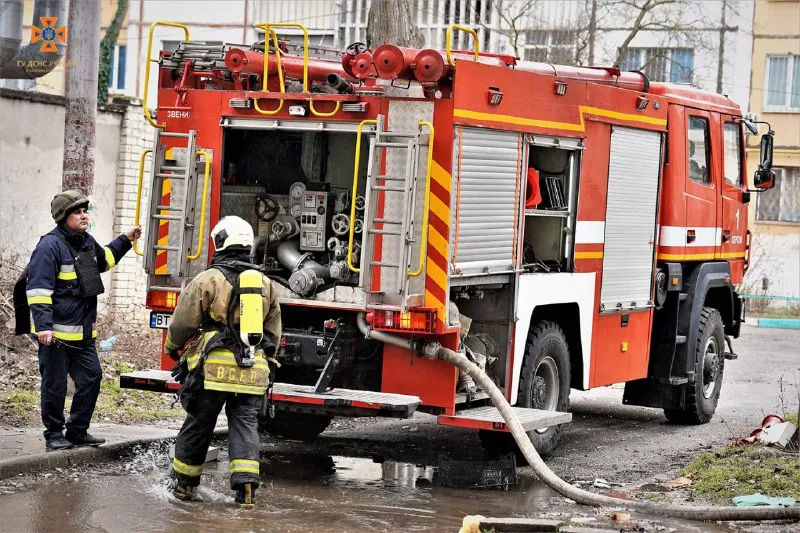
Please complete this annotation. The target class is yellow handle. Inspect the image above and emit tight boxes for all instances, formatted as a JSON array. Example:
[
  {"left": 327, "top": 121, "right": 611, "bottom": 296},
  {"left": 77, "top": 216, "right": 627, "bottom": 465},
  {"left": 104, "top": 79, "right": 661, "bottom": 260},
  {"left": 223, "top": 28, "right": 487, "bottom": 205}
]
[
  {"left": 252, "top": 28, "right": 286, "bottom": 115},
  {"left": 407, "top": 121, "right": 434, "bottom": 277},
  {"left": 133, "top": 149, "right": 153, "bottom": 256},
  {"left": 347, "top": 119, "right": 377, "bottom": 273},
  {"left": 187, "top": 150, "right": 212, "bottom": 261},
  {"left": 256, "top": 23, "right": 309, "bottom": 91},
  {"left": 445, "top": 24, "right": 479, "bottom": 67},
  {"left": 309, "top": 100, "right": 341, "bottom": 117},
  {"left": 143, "top": 21, "right": 190, "bottom": 129}
]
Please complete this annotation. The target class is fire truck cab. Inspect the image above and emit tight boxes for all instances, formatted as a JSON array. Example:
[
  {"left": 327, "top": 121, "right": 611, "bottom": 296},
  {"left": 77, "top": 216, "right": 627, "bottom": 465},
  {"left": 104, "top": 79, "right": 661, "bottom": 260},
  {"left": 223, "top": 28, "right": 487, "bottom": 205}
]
[{"left": 121, "top": 22, "right": 776, "bottom": 455}]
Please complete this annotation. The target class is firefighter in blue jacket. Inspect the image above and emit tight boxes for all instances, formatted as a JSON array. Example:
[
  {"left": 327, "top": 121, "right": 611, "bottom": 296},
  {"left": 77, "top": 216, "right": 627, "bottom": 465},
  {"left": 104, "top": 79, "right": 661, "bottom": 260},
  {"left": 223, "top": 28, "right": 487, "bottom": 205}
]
[{"left": 26, "top": 190, "right": 141, "bottom": 451}]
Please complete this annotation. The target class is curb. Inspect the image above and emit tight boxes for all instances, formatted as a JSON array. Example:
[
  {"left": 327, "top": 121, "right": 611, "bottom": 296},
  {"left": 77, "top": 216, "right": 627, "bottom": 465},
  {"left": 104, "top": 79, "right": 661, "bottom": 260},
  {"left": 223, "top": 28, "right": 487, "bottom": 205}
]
[
  {"left": 747, "top": 318, "right": 800, "bottom": 330},
  {"left": 0, "top": 427, "right": 228, "bottom": 480}
]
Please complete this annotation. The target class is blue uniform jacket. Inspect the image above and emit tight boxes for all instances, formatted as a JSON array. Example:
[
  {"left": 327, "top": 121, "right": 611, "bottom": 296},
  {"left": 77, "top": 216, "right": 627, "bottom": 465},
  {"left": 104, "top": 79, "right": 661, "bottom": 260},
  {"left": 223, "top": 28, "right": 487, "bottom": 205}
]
[{"left": 26, "top": 225, "right": 132, "bottom": 341}]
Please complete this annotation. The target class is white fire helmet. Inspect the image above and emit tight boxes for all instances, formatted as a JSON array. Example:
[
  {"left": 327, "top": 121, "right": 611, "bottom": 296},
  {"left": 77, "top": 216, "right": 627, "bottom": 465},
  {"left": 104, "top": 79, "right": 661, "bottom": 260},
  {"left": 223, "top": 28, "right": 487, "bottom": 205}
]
[{"left": 211, "top": 216, "right": 254, "bottom": 251}]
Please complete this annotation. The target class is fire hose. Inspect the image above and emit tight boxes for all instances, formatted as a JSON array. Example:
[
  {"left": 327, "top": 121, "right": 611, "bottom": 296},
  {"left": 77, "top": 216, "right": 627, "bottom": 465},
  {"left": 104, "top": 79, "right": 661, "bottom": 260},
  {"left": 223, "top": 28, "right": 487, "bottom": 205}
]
[{"left": 356, "top": 313, "right": 800, "bottom": 522}]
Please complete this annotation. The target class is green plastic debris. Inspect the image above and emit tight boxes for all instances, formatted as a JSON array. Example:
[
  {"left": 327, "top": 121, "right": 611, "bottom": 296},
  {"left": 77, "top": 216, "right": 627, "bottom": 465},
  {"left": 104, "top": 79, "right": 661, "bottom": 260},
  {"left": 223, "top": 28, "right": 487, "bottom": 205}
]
[{"left": 731, "top": 493, "right": 797, "bottom": 507}]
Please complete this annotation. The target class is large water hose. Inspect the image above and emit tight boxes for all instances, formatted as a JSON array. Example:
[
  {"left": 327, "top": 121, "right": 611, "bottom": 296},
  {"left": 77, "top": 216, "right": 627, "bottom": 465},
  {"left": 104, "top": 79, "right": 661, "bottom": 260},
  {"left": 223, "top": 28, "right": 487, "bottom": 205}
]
[
  {"left": 422, "top": 341, "right": 799, "bottom": 522},
  {"left": 355, "top": 315, "right": 798, "bottom": 521}
]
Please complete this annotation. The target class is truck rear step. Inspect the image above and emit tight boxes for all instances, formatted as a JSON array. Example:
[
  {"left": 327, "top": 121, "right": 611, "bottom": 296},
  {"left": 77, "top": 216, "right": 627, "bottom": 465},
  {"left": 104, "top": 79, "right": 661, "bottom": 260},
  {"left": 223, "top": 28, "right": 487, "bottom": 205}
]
[
  {"left": 120, "top": 370, "right": 421, "bottom": 418},
  {"left": 438, "top": 405, "right": 572, "bottom": 433}
]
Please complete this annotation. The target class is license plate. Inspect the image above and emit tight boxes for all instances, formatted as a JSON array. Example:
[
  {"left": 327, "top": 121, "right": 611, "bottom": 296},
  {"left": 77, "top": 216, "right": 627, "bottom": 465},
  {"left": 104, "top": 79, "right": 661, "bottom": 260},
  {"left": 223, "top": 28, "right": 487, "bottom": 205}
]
[{"left": 150, "top": 312, "right": 172, "bottom": 329}]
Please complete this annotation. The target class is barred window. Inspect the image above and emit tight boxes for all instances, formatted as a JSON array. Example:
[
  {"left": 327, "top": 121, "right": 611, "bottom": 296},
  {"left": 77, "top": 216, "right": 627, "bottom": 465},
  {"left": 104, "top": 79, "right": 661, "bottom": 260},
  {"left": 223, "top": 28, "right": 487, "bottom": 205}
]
[
  {"left": 620, "top": 48, "right": 694, "bottom": 83},
  {"left": 756, "top": 168, "right": 800, "bottom": 223},
  {"left": 522, "top": 29, "right": 576, "bottom": 64}
]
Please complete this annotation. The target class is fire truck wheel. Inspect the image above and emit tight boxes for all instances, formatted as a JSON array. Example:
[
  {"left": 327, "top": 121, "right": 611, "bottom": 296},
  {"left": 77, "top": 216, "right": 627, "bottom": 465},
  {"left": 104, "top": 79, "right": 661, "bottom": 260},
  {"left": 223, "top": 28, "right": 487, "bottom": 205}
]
[
  {"left": 258, "top": 411, "right": 333, "bottom": 441},
  {"left": 480, "top": 321, "right": 570, "bottom": 457},
  {"left": 664, "top": 307, "right": 725, "bottom": 425}
]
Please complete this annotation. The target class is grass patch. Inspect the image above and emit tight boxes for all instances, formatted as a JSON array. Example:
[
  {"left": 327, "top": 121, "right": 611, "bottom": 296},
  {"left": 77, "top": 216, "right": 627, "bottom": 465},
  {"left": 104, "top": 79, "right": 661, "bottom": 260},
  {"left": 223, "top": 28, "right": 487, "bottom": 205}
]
[
  {"left": 0, "top": 391, "right": 40, "bottom": 426},
  {"left": 681, "top": 445, "right": 800, "bottom": 503},
  {"left": 93, "top": 380, "right": 182, "bottom": 423},
  {"left": 0, "top": 380, "right": 181, "bottom": 427},
  {"left": 785, "top": 411, "right": 798, "bottom": 427}
]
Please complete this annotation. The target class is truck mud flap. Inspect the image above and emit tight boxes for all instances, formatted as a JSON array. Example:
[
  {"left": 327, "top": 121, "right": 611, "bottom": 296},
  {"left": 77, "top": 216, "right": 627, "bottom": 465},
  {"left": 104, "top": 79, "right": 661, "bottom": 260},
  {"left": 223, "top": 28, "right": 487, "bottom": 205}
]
[
  {"left": 120, "top": 370, "right": 422, "bottom": 418},
  {"left": 438, "top": 406, "right": 572, "bottom": 432}
]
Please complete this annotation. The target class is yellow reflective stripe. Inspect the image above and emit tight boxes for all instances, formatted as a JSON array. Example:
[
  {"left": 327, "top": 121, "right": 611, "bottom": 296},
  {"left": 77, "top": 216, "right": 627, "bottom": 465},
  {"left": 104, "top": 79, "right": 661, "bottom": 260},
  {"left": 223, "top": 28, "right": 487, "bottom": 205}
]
[
  {"left": 27, "top": 296, "right": 52, "bottom": 305},
  {"left": 203, "top": 381, "right": 267, "bottom": 395},
  {"left": 205, "top": 354, "right": 268, "bottom": 369},
  {"left": 172, "top": 457, "right": 203, "bottom": 477},
  {"left": 92, "top": 329, "right": 98, "bottom": 339},
  {"left": 230, "top": 459, "right": 260, "bottom": 474},
  {"left": 53, "top": 331, "right": 83, "bottom": 341},
  {"left": 57, "top": 271, "right": 78, "bottom": 280},
  {"left": 104, "top": 247, "right": 116, "bottom": 269}
]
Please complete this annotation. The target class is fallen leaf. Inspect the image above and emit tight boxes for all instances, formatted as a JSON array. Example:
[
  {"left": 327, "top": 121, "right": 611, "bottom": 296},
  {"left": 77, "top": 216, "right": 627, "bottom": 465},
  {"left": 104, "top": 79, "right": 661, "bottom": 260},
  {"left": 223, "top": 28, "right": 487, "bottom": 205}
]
[
  {"left": 610, "top": 511, "right": 631, "bottom": 522},
  {"left": 668, "top": 476, "right": 693, "bottom": 488}
]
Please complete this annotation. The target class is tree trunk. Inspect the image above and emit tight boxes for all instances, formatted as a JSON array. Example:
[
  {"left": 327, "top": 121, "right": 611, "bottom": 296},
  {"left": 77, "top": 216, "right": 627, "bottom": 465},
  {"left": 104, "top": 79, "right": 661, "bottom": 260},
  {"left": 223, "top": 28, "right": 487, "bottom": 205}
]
[
  {"left": 367, "top": 0, "right": 424, "bottom": 48},
  {"left": 62, "top": 0, "right": 101, "bottom": 194},
  {"left": 98, "top": 0, "right": 129, "bottom": 103}
]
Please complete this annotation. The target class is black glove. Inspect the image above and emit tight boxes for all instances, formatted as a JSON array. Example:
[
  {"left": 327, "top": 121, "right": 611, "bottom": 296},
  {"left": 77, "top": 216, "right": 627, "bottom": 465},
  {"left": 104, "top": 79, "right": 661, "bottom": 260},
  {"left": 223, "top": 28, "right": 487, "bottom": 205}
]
[
  {"left": 169, "top": 349, "right": 181, "bottom": 361},
  {"left": 170, "top": 360, "right": 189, "bottom": 384}
]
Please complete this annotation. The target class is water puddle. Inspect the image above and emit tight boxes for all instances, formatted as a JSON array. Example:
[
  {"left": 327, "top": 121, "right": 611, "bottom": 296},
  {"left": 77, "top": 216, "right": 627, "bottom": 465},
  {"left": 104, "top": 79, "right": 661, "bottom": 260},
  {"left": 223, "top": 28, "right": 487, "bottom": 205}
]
[{"left": 0, "top": 442, "right": 736, "bottom": 532}]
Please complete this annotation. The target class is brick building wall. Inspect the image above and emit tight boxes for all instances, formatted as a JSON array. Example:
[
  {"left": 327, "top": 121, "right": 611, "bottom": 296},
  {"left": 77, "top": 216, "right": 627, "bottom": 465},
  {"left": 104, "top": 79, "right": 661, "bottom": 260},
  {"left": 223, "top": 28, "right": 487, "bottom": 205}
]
[{"left": 110, "top": 100, "right": 151, "bottom": 321}]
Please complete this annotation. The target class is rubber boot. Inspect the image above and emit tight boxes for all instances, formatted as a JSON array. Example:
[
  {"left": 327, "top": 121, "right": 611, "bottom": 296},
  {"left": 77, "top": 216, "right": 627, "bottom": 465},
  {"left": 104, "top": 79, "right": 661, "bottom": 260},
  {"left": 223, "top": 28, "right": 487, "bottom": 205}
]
[
  {"left": 235, "top": 483, "right": 256, "bottom": 509},
  {"left": 173, "top": 483, "right": 198, "bottom": 502}
]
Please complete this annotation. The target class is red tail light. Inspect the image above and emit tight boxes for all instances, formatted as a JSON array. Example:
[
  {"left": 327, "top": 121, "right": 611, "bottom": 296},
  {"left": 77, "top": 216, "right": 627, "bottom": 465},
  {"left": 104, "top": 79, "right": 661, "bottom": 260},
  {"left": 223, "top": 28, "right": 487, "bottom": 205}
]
[{"left": 370, "top": 309, "right": 436, "bottom": 334}]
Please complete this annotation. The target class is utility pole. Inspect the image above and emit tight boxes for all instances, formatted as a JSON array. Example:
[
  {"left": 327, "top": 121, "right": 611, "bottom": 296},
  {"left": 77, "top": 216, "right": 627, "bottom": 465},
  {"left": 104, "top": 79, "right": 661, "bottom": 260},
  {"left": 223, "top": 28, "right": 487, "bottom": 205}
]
[
  {"left": 62, "top": 0, "right": 101, "bottom": 194},
  {"left": 587, "top": 0, "right": 598, "bottom": 66},
  {"left": 716, "top": 0, "right": 727, "bottom": 94}
]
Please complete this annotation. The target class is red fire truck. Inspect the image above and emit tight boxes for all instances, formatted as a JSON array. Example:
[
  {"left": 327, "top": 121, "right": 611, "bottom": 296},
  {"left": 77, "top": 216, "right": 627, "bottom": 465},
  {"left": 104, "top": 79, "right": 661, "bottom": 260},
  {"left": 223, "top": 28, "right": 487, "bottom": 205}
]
[{"left": 121, "top": 22, "right": 776, "bottom": 455}]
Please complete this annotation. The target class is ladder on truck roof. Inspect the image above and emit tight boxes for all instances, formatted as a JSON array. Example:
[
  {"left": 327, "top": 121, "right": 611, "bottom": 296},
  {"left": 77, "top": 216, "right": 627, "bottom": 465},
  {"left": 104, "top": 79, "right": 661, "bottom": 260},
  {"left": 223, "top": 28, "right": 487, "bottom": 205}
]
[
  {"left": 350, "top": 116, "right": 433, "bottom": 313},
  {"left": 135, "top": 129, "right": 211, "bottom": 292}
]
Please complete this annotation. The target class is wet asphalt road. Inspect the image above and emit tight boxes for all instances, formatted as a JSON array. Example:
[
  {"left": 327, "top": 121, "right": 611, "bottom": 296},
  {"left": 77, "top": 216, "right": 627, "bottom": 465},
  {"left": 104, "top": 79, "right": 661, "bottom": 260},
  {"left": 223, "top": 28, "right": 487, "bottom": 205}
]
[{"left": 0, "top": 325, "right": 797, "bottom": 532}]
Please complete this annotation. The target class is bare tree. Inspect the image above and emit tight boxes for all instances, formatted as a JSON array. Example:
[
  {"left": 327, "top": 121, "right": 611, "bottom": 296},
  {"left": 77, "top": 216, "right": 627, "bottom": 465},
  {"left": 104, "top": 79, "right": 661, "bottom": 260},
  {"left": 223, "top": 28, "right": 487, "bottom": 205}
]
[
  {"left": 367, "top": 0, "right": 424, "bottom": 48},
  {"left": 485, "top": 0, "right": 540, "bottom": 58}
]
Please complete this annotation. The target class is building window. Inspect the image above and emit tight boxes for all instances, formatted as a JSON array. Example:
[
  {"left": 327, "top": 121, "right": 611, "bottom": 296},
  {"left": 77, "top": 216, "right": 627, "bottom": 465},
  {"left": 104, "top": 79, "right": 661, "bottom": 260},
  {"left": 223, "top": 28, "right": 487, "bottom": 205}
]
[
  {"left": 688, "top": 116, "right": 710, "bottom": 185},
  {"left": 723, "top": 122, "right": 742, "bottom": 187},
  {"left": 756, "top": 167, "right": 800, "bottom": 223},
  {"left": 107, "top": 44, "right": 126, "bottom": 92},
  {"left": 522, "top": 29, "right": 576, "bottom": 64},
  {"left": 620, "top": 48, "right": 694, "bottom": 83},
  {"left": 764, "top": 55, "right": 800, "bottom": 111}
]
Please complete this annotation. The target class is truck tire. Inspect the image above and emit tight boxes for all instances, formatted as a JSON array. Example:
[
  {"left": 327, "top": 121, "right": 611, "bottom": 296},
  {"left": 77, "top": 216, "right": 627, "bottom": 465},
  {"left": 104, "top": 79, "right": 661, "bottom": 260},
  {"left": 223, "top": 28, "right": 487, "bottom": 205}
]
[
  {"left": 664, "top": 307, "right": 725, "bottom": 424},
  {"left": 480, "top": 321, "right": 571, "bottom": 457},
  {"left": 258, "top": 411, "right": 333, "bottom": 441}
]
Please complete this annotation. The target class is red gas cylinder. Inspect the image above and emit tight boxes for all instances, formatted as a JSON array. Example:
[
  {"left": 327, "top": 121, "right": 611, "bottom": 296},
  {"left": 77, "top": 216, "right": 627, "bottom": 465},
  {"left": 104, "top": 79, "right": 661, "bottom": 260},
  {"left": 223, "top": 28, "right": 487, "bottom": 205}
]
[
  {"left": 350, "top": 51, "right": 376, "bottom": 79},
  {"left": 373, "top": 45, "right": 419, "bottom": 80},
  {"left": 413, "top": 49, "right": 450, "bottom": 84}
]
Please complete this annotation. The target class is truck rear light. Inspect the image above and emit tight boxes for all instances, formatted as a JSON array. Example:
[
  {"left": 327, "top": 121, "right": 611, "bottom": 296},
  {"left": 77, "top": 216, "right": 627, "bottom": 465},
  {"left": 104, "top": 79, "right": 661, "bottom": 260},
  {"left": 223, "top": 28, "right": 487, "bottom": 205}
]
[
  {"left": 323, "top": 319, "right": 337, "bottom": 330},
  {"left": 371, "top": 309, "right": 436, "bottom": 334},
  {"left": 147, "top": 291, "right": 178, "bottom": 311}
]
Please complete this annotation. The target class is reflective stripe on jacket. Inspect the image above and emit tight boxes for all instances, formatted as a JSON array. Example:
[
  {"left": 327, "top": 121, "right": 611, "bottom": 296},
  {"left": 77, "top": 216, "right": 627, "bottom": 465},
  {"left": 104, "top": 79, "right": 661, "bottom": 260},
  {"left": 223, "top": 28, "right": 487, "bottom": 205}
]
[{"left": 26, "top": 226, "right": 132, "bottom": 341}]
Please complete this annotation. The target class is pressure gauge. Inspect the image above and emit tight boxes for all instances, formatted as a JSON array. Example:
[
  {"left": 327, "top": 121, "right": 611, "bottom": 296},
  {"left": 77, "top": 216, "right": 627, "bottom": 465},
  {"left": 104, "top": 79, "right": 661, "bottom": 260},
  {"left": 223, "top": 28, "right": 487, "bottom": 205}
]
[
  {"left": 290, "top": 182, "right": 306, "bottom": 200},
  {"left": 290, "top": 204, "right": 302, "bottom": 218}
]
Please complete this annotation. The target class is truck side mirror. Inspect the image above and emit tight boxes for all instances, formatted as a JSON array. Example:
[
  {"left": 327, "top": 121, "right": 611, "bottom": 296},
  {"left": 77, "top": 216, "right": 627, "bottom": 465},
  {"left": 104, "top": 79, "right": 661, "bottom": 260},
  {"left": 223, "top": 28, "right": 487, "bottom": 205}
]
[
  {"left": 753, "top": 131, "right": 775, "bottom": 189},
  {"left": 753, "top": 169, "right": 775, "bottom": 189},
  {"left": 759, "top": 132, "right": 774, "bottom": 170}
]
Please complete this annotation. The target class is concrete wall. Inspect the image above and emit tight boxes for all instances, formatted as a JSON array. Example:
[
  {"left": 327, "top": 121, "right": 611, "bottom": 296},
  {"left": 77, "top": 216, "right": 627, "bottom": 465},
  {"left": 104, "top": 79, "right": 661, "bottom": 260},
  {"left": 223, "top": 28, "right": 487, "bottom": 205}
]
[{"left": 0, "top": 89, "right": 152, "bottom": 320}]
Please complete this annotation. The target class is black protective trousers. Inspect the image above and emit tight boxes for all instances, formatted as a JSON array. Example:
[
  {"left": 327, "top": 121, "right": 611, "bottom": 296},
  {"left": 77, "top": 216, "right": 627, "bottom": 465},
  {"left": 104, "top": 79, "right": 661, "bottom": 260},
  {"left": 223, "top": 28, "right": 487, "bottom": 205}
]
[
  {"left": 37, "top": 339, "right": 102, "bottom": 440},
  {"left": 172, "top": 378, "right": 262, "bottom": 490}
]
